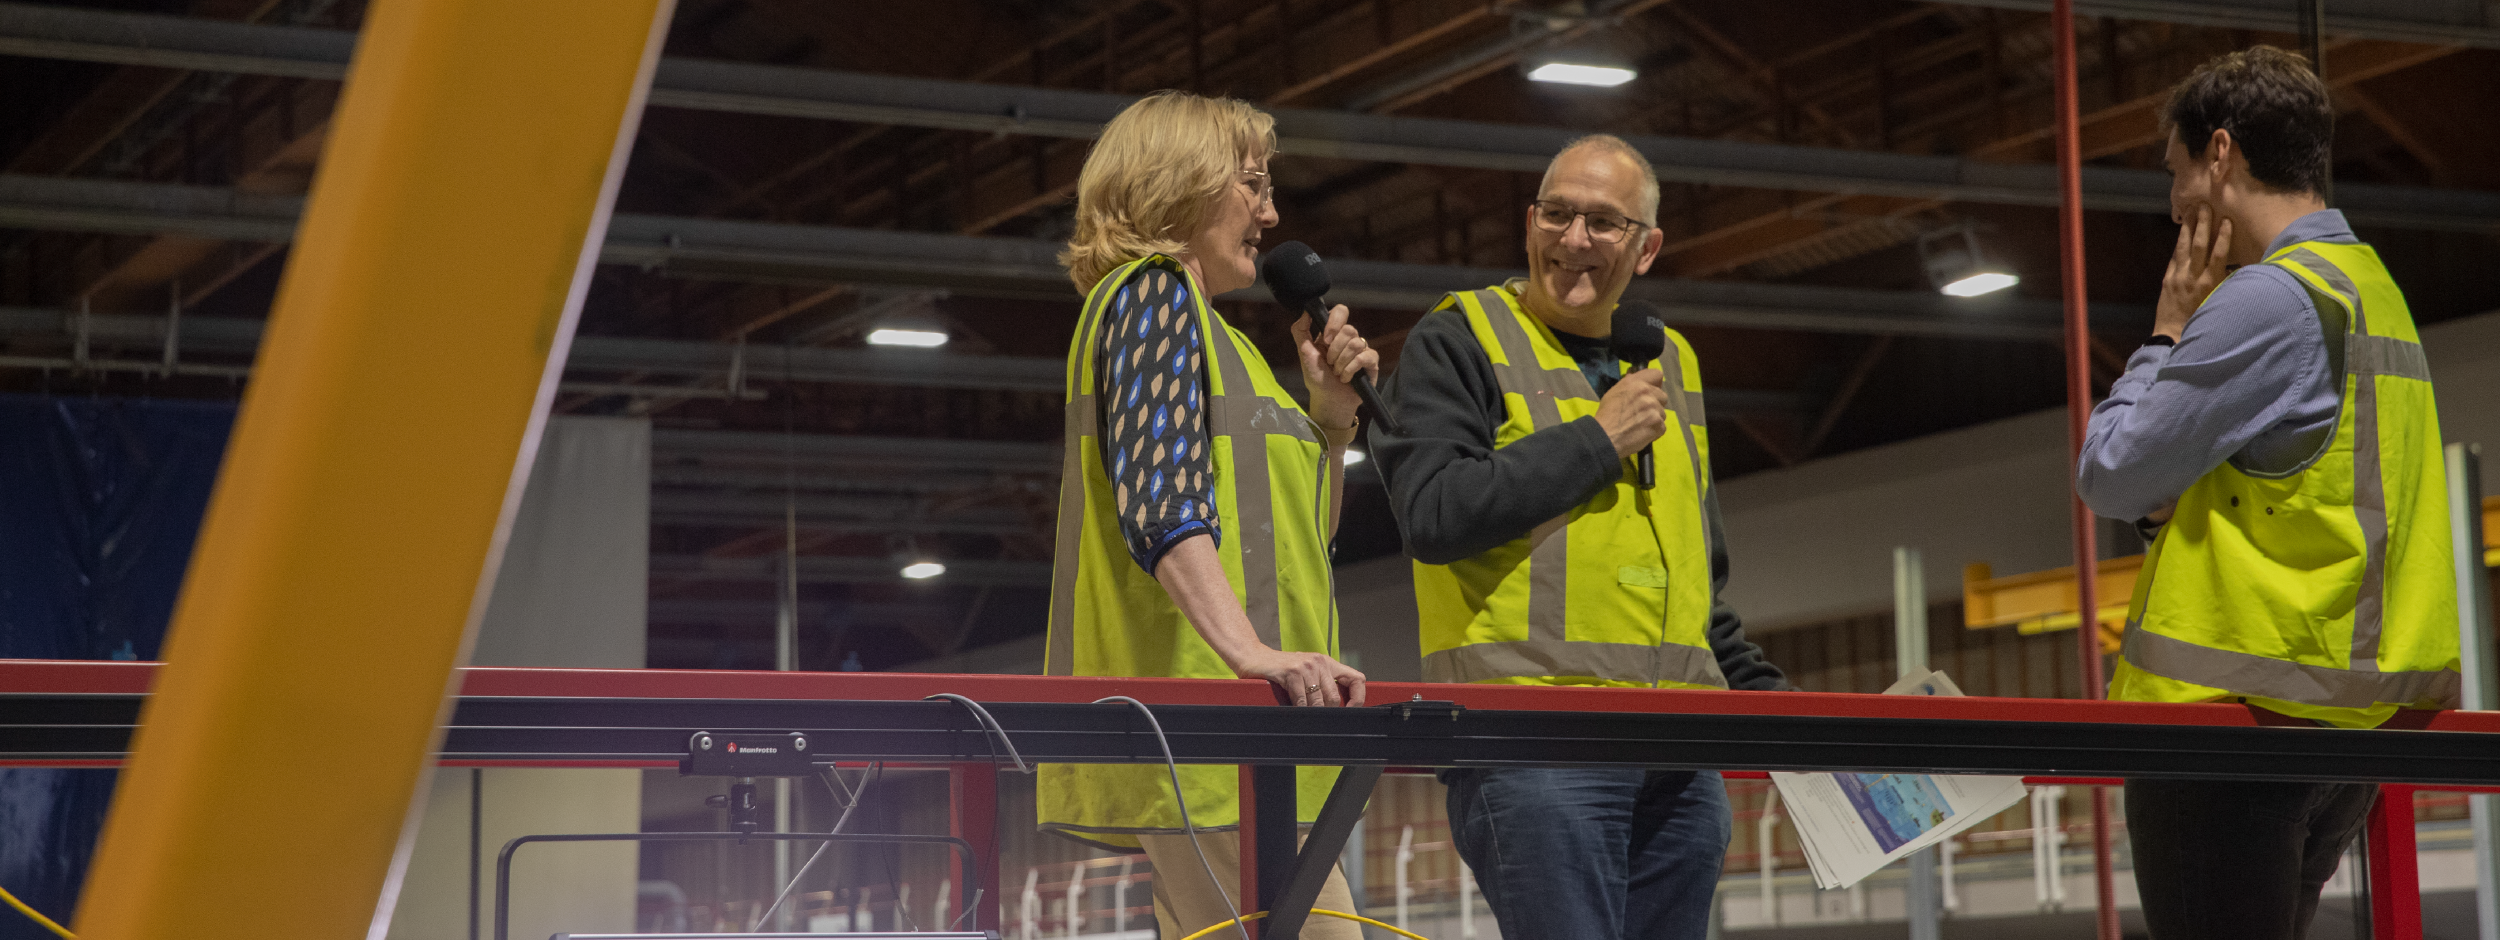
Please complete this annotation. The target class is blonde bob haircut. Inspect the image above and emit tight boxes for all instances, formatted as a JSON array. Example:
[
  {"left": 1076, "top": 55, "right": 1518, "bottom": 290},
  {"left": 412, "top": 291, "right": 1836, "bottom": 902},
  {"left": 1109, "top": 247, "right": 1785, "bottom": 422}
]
[{"left": 1060, "top": 90, "right": 1277, "bottom": 294}]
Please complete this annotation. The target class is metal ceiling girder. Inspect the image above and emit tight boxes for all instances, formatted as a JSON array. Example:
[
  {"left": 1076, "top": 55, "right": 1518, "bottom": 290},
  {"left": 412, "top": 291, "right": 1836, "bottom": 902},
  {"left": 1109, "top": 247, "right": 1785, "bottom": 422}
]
[
  {"left": 1924, "top": 0, "right": 2500, "bottom": 49},
  {"left": 646, "top": 491, "right": 1041, "bottom": 536},
  {"left": 0, "top": 303, "right": 1819, "bottom": 412},
  {"left": 0, "top": 173, "right": 2158, "bottom": 339},
  {"left": 1, "top": 3, "right": 2495, "bottom": 234},
  {"left": 0, "top": 302, "right": 1069, "bottom": 391},
  {"left": 651, "top": 427, "right": 1060, "bottom": 473},
  {"left": 649, "top": 553, "right": 1053, "bottom": 587}
]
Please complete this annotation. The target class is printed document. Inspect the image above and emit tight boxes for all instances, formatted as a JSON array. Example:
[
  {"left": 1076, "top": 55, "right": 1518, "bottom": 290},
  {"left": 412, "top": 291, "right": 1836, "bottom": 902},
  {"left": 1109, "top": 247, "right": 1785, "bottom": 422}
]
[{"left": 1770, "top": 669, "right": 2029, "bottom": 889}]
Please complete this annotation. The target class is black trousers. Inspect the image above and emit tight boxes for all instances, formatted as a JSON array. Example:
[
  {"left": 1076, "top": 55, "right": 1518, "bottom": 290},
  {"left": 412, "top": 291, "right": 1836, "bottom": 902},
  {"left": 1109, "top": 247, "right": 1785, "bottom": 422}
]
[{"left": 2125, "top": 778, "right": 2379, "bottom": 940}]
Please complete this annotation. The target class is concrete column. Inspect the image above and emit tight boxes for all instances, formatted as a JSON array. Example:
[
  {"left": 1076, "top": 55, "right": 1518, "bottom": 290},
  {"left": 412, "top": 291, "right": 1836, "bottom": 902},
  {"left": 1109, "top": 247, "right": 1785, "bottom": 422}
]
[{"left": 1896, "top": 547, "right": 1942, "bottom": 940}]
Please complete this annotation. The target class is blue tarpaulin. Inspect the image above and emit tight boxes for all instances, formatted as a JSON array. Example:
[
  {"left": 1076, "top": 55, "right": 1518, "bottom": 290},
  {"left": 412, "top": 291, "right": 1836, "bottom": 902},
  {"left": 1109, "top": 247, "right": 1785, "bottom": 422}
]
[{"left": 0, "top": 393, "right": 235, "bottom": 938}]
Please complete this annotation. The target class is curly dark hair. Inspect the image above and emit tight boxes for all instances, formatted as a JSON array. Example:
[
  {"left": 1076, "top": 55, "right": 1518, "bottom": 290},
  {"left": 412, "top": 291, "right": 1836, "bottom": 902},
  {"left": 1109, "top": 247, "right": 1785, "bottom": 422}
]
[{"left": 2162, "top": 46, "right": 2335, "bottom": 195}]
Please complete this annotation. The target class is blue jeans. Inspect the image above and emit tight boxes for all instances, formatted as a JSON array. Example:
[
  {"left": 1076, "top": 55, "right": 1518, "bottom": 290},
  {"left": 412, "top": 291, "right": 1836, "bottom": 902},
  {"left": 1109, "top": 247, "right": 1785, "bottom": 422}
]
[{"left": 1440, "top": 768, "right": 1730, "bottom": 940}]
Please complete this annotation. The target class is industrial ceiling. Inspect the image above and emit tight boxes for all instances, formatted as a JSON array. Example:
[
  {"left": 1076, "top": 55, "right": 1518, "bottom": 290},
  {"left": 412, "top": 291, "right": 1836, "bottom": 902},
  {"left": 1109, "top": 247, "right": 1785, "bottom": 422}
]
[{"left": 3, "top": 0, "right": 2495, "bottom": 670}]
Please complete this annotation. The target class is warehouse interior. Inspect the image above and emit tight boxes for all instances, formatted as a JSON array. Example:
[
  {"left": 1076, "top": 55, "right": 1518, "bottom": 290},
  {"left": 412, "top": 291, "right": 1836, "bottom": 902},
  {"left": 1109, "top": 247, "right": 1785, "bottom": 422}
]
[{"left": 2, "top": 0, "right": 2498, "bottom": 938}]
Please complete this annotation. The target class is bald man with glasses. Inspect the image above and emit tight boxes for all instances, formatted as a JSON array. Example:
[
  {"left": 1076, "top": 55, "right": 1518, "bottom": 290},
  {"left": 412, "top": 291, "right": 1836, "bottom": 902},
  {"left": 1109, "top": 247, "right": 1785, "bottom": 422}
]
[{"left": 1371, "top": 136, "right": 1790, "bottom": 939}]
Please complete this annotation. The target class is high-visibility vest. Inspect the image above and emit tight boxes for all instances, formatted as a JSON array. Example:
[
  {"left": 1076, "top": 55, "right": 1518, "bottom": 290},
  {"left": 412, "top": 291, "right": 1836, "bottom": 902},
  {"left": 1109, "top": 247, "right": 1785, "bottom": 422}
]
[
  {"left": 1038, "top": 255, "right": 1341, "bottom": 849},
  {"left": 2111, "top": 240, "right": 2461, "bottom": 728},
  {"left": 1412, "top": 286, "right": 1727, "bottom": 689}
]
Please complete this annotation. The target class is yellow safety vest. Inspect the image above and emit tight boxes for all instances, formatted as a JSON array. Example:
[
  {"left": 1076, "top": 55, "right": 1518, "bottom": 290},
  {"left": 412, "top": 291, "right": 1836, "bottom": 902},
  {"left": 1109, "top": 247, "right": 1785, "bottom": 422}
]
[
  {"left": 2112, "top": 240, "right": 2461, "bottom": 728},
  {"left": 1412, "top": 285, "right": 1727, "bottom": 689},
  {"left": 1038, "top": 255, "right": 1340, "bottom": 849}
]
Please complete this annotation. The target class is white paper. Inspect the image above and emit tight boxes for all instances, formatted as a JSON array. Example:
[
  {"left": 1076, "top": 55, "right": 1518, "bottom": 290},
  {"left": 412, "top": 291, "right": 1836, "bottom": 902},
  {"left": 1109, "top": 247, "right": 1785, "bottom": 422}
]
[{"left": 1769, "top": 669, "right": 2030, "bottom": 889}]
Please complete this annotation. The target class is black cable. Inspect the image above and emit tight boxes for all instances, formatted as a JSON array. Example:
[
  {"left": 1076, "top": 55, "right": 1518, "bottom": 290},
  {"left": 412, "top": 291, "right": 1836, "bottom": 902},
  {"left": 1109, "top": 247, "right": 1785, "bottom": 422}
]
[
  {"left": 925, "top": 693, "right": 1032, "bottom": 774},
  {"left": 1096, "top": 695, "right": 1252, "bottom": 940},
  {"left": 751, "top": 762, "right": 877, "bottom": 930}
]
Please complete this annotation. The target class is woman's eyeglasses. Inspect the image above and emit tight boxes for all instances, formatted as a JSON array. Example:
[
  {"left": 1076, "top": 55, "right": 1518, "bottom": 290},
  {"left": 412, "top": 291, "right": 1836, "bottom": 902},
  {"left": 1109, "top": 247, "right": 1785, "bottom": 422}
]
[
  {"left": 1240, "top": 169, "right": 1274, "bottom": 207},
  {"left": 1530, "top": 199, "right": 1644, "bottom": 244}
]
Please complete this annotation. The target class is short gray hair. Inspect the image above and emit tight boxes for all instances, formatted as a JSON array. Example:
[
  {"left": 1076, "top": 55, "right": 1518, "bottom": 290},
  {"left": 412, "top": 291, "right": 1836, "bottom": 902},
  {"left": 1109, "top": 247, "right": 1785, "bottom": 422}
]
[{"left": 1540, "top": 134, "right": 1660, "bottom": 226}]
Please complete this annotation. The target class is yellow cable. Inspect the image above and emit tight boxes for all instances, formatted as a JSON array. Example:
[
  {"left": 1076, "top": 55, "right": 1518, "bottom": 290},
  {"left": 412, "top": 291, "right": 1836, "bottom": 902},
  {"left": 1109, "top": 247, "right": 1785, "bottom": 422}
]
[
  {"left": 1176, "top": 908, "right": 1433, "bottom": 940},
  {"left": 0, "top": 883, "right": 74, "bottom": 940}
]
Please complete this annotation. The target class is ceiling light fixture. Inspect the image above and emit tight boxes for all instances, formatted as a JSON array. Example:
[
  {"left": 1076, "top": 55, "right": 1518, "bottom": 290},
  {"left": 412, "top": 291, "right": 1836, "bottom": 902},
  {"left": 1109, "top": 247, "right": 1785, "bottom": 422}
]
[
  {"left": 1940, "top": 272, "right": 2021, "bottom": 298},
  {"left": 867, "top": 328, "right": 948, "bottom": 348},
  {"left": 1343, "top": 449, "right": 1368, "bottom": 466},
  {"left": 1918, "top": 224, "right": 2021, "bottom": 299},
  {"left": 1526, "top": 62, "right": 1637, "bottom": 87},
  {"left": 900, "top": 561, "right": 946, "bottom": 580}
]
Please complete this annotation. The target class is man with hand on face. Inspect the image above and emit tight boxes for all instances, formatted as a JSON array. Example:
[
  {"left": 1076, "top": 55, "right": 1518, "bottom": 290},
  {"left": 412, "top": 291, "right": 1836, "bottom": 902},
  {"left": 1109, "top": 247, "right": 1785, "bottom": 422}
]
[
  {"left": 1369, "top": 135, "right": 1790, "bottom": 939},
  {"left": 2076, "top": 47, "right": 2457, "bottom": 940}
]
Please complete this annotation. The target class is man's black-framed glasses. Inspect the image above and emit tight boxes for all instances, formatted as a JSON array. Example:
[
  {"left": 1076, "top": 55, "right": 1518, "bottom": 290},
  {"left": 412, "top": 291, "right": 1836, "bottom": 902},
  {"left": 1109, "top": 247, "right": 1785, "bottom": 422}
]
[{"left": 1530, "top": 199, "right": 1644, "bottom": 243}]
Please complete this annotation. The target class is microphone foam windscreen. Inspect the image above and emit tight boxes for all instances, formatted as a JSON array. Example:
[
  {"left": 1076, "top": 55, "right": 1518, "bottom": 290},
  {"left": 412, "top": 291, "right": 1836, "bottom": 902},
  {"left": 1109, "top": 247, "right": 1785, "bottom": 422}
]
[
  {"left": 1260, "top": 240, "right": 1331, "bottom": 307},
  {"left": 1610, "top": 301, "right": 1669, "bottom": 364}
]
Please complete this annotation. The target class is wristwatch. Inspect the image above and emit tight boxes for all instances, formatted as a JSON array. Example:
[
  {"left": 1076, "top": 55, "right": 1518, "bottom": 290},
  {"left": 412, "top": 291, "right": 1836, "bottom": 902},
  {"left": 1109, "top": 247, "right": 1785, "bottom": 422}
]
[{"left": 2142, "top": 334, "right": 2177, "bottom": 348}]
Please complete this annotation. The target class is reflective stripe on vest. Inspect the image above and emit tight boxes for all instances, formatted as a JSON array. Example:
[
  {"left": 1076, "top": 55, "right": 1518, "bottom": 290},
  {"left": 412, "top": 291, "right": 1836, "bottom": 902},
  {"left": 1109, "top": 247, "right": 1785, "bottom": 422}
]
[
  {"left": 1414, "top": 287, "right": 1724, "bottom": 689},
  {"left": 2113, "top": 240, "right": 2460, "bottom": 726},
  {"left": 1039, "top": 255, "right": 1339, "bottom": 843}
]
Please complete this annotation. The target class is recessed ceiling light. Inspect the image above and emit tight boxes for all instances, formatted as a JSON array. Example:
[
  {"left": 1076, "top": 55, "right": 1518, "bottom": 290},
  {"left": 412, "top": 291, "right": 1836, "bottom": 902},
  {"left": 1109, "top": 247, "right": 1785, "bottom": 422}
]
[
  {"left": 868, "top": 328, "right": 948, "bottom": 348},
  {"left": 900, "top": 561, "right": 946, "bottom": 579},
  {"left": 1940, "top": 272, "right": 2020, "bottom": 298},
  {"left": 1527, "top": 63, "right": 1637, "bottom": 87}
]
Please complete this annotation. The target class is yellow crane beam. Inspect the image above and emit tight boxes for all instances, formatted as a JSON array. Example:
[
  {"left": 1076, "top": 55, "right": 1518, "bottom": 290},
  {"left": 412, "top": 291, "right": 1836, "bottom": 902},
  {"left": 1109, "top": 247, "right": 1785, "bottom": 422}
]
[
  {"left": 72, "top": 2, "right": 674, "bottom": 937},
  {"left": 1969, "top": 495, "right": 2497, "bottom": 654}
]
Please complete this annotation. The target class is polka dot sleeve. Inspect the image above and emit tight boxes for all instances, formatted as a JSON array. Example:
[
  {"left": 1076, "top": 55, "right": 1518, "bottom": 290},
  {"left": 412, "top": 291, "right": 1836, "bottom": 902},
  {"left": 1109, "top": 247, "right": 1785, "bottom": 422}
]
[{"left": 1093, "top": 267, "right": 1217, "bottom": 574}]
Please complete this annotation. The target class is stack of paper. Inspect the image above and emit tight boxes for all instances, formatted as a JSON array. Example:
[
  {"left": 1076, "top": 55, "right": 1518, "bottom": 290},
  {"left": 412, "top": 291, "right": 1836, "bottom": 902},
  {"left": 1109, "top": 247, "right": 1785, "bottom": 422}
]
[{"left": 1770, "top": 669, "right": 2030, "bottom": 890}]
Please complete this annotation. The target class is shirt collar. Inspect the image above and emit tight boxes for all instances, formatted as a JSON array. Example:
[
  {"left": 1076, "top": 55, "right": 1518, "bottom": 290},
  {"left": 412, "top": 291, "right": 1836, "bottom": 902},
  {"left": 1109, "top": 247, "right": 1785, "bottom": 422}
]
[{"left": 2265, "top": 208, "right": 2358, "bottom": 257}]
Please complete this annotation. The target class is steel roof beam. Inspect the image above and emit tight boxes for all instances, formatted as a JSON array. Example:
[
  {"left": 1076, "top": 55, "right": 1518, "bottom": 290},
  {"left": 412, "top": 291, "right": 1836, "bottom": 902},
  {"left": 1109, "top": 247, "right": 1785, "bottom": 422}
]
[
  {"left": 1924, "top": 0, "right": 2500, "bottom": 49},
  {"left": 650, "top": 428, "right": 1061, "bottom": 473},
  {"left": 650, "top": 553, "right": 1053, "bottom": 587},
  {"left": 0, "top": 3, "right": 2492, "bottom": 234},
  {"left": 0, "top": 175, "right": 2152, "bottom": 340},
  {"left": 0, "top": 304, "right": 1069, "bottom": 392}
]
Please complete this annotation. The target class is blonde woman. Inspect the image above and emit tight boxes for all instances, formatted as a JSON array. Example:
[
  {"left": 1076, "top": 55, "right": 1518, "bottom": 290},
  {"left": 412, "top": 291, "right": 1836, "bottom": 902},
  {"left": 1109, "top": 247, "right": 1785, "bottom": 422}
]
[{"left": 1041, "top": 90, "right": 1375, "bottom": 939}]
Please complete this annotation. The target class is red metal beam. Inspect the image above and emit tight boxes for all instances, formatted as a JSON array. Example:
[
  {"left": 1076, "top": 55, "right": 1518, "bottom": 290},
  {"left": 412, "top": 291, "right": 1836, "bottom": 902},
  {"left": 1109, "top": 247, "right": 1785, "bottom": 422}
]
[
  {"left": 950, "top": 763, "right": 1002, "bottom": 933},
  {"left": 2049, "top": 2, "right": 2120, "bottom": 939},
  {"left": 2368, "top": 785, "right": 2424, "bottom": 939},
  {"left": 14, "top": 660, "right": 2500, "bottom": 733}
]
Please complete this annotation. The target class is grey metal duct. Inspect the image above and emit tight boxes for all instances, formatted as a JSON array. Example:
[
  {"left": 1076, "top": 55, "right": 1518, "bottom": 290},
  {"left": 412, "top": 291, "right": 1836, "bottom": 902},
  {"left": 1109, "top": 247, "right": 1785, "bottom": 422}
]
[
  {"left": 1930, "top": 0, "right": 2500, "bottom": 48},
  {"left": 650, "top": 428, "right": 1061, "bottom": 475},
  {"left": 647, "top": 492, "right": 1041, "bottom": 536},
  {"left": 0, "top": 3, "right": 2492, "bottom": 232},
  {"left": 0, "top": 175, "right": 2153, "bottom": 340},
  {"left": 0, "top": 304, "right": 1070, "bottom": 391},
  {"left": 650, "top": 553, "right": 1052, "bottom": 587},
  {"left": 0, "top": 305, "right": 1825, "bottom": 412}
]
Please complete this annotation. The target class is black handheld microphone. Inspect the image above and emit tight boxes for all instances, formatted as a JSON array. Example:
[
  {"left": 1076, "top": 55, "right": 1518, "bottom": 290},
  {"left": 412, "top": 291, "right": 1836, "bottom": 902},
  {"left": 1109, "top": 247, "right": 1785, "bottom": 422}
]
[
  {"left": 1260, "top": 241, "right": 1402, "bottom": 437},
  {"left": 1609, "top": 301, "right": 1669, "bottom": 491}
]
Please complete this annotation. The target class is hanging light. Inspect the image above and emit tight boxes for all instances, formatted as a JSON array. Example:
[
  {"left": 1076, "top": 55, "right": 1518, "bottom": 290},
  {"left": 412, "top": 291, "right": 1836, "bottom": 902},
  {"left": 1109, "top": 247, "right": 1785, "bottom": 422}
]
[
  {"left": 1526, "top": 62, "right": 1637, "bottom": 87},
  {"left": 1918, "top": 223, "right": 2021, "bottom": 298},
  {"left": 867, "top": 328, "right": 948, "bottom": 347},
  {"left": 1523, "top": 20, "right": 1641, "bottom": 88}
]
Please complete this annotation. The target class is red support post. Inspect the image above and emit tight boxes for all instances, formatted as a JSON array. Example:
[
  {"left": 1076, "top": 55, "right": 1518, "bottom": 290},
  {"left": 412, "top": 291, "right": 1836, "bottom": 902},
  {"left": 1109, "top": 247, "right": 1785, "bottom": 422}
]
[
  {"left": 950, "top": 763, "right": 1002, "bottom": 934},
  {"left": 1237, "top": 765, "right": 1262, "bottom": 939},
  {"left": 2049, "top": 3, "right": 2119, "bottom": 940},
  {"left": 2367, "top": 785, "right": 2423, "bottom": 940}
]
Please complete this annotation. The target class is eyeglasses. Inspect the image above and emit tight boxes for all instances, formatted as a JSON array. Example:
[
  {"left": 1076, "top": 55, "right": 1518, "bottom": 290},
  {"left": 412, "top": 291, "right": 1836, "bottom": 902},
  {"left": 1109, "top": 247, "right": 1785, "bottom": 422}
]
[
  {"left": 1530, "top": 199, "right": 1644, "bottom": 244},
  {"left": 1239, "top": 169, "right": 1274, "bottom": 207}
]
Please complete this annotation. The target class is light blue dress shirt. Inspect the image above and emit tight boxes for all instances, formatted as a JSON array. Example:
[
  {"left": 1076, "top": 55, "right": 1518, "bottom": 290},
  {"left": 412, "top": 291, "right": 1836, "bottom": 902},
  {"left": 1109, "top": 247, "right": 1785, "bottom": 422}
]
[{"left": 2076, "top": 210, "right": 2358, "bottom": 522}]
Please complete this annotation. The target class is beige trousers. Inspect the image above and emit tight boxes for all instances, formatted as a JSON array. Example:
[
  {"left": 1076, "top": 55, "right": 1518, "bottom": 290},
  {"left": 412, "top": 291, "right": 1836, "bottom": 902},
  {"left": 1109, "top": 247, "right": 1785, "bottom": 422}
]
[{"left": 1136, "top": 830, "right": 1364, "bottom": 940}]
